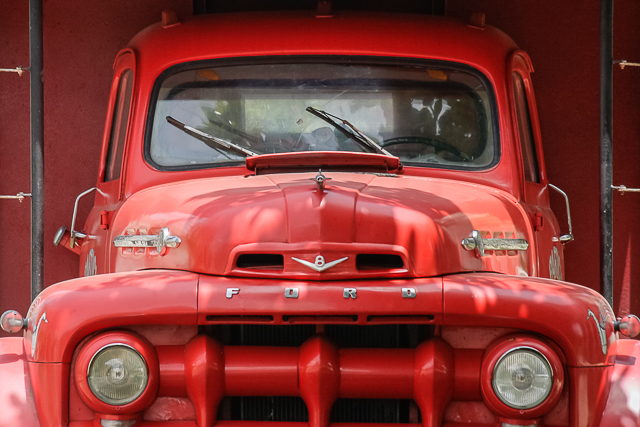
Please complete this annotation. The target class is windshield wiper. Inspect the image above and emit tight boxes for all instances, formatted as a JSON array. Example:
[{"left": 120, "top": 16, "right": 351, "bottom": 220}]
[
  {"left": 305, "top": 106, "right": 395, "bottom": 157},
  {"left": 166, "top": 116, "right": 258, "bottom": 158},
  {"left": 205, "top": 117, "right": 261, "bottom": 145}
]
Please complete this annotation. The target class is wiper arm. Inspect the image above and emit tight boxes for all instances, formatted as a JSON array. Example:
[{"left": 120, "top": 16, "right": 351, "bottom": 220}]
[
  {"left": 166, "top": 116, "right": 258, "bottom": 158},
  {"left": 305, "top": 106, "right": 395, "bottom": 157}
]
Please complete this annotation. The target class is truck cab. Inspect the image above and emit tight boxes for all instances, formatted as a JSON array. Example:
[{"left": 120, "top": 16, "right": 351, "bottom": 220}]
[{"left": 2, "top": 9, "right": 639, "bottom": 427}]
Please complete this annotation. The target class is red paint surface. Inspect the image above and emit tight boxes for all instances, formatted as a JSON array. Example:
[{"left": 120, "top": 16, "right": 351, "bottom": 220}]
[
  {"left": 105, "top": 172, "right": 534, "bottom": 279},
  {"left": 1, "top": 3, "right": 640, "bottom": 426},
  {"left": 0, "top": 0, "right": 638, "bottom": 323},
  {"left": 19, "top": 268, "right": 618, "bottom": 426},
  {"left": 447, "top": 0, "right": 640, "bottom": 317},
  {"left": 0, "top": 0, "right": 192, "bottom": 336},
  {"left": 0, "top": 338, "right": 40, "bottom": 426},
  {"left": 184, "top": 335, "right": 225, "bottom": 427}
]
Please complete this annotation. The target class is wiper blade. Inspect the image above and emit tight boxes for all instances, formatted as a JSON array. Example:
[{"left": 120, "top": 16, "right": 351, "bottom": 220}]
[
  {"left": 166, "top": 116, "right": 258, "bottom": 158},
  {"left": 305, "top": 106, "right": 395, "bottom": 157},
  {"left": 205, "top": 117, "right": 261, "bottom": 145}
]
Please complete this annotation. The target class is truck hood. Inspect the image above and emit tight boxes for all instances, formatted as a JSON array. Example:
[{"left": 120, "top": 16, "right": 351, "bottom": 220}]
[
  {"left": 109, "top": 172, "right": 534, "bottom": 278},
  {"left": 26, "top": 271, "right": 614, "bottom": 368}
]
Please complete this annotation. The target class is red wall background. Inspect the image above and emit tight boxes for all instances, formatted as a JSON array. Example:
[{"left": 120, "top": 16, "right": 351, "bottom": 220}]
[{"left": 1, "top": 1, "right": 639, "bottom": 332}]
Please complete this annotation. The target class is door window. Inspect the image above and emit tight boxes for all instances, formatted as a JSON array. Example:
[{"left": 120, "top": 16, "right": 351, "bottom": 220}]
[
  {"left": 104, "top": 69, "right": 133, "bottom": 182},
  {"left": 512, "top": 72, "right": 539, "bottom": 183}
]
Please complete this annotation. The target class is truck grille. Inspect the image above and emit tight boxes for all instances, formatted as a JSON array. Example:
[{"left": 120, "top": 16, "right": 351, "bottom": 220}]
[
  {"left": 204, "top": 324, "right": 432, "bottom": 348},
  {"left": 203, "top": 324, "right": 432, "bottom": 423}
]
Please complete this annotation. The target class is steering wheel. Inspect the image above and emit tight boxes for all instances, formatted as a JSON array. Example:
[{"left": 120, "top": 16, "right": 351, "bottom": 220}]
[{"left": 381, "top": 136, "right": 470, "bottom": 161}]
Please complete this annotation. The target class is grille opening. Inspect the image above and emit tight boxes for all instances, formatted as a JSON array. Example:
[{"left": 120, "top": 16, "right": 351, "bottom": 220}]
[
  {"left": 205, "top": 315, "right": 274, "bottom": 323},
  {"left": 217, "top": 397, "right": 420, "bottom": 423},
  {"left": 283, "top": 314, "right": 358, "bottom": 323},
  {"left": 331, "top": 399, "right": 421, "bottom": 424},
  {"left": 220, "top": 396, "right": 309, "bottom": 422},
  {"left": 356, "top": 254, "right": 404, "bottom": 270},
  {"left": 202, "top": 324, "right": 434, "bottom": 349},
  {"left": 325, "top": 324, "right": 432, "bottom": 348},
  {"left": 204, "top": 324, "right": 317, "bottom": 346},
  {"left": 237, "top": 254, "right": 284, "bottom": 269},
  {"left": 367, "top": 314, "right": 436, "bottom": 324}
]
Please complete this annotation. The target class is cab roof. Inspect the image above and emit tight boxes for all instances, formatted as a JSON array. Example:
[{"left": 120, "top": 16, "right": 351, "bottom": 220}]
[
  {"left": 120, "top": 11, "right": 524, "bottom": 198},
  {"left": 129, "top": 11, "right": 518, "bottom": 80}
]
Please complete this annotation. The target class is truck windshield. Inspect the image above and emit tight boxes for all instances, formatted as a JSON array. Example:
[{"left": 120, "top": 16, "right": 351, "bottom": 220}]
[{"left": 147, "top": 59, "right": 496, "bottom": 169}]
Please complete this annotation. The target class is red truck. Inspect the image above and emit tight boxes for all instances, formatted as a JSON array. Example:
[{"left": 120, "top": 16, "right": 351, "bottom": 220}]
[{"left": 2, "top": 8, "right": 639, "bottom": 427}]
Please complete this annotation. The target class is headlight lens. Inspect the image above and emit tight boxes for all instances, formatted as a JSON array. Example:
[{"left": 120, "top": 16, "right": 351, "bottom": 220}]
[
  {"left": 492, "top": 347, "right": 553, "bottom": 409},
  {"left": 88, "top": 344, "right": 149, "bottom": 405}
]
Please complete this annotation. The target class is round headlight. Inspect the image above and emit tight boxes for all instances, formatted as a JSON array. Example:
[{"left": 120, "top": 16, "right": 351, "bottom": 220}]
[
  {"left": 88, "top": 344, "right": 149, "bottom": 405},
  {"left": 492, "top": 347, "right": 552, "bottom": 409},
  {"left": 75, "top": 332, "right": 159, "bottom": 415}
]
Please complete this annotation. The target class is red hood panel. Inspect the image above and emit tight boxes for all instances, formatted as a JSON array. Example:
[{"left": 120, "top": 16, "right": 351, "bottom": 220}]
[
  {"left": 110, "top": 173, "right": 534, "bottom": 278},
  {"left": 24, "top": 270, "right": 199, "bottom": 363},
  {"left": 443, "top": 273, "right": 616, "bottom": 367}
]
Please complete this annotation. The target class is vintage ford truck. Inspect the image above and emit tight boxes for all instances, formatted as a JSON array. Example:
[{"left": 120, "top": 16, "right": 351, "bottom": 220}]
[{"left": 2, "top": 8, "right": 640, "bottom": 427}]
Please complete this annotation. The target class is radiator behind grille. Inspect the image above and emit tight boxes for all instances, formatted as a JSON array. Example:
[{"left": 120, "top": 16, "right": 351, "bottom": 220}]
[
  {"left": 221, "top": 397, "right": 418, "bottom": 423},
  {"left": 206, "top": 324, "right": 432, "bottom": 348},
  {"left": 226, "top": 397, "right": 309, "bottom": 422}
]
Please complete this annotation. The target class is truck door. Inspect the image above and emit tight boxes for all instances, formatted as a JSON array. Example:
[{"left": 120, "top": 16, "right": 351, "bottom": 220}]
[
  {"left": 79, "top": 49, "right": 136, "bottom": 276},
  {"left": 510, "top": 52, "right": 565, "bottom": 280}
]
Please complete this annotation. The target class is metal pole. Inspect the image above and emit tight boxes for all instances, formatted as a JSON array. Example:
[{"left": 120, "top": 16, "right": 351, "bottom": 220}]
[
  {"left": 431, "top": 0, "right": 446, "bottom": 16},
  {"left": 600, "top": 0, "right": 614, "bottom": 308},
  {"left": 29, "top": 0, "right": 44, "bottom": 302}
]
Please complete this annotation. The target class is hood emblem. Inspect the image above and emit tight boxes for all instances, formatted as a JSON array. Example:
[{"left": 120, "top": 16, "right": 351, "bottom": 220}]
[
  {"left": 113, "top": 227, "right": 181, "bottom": 256},
  {"left": 292, "top": 255, "right": 348, "bottom": 272},
  {"left": 311, "top": 169, "right": 331, "bottom": 192},
  {"left": 462, "top": 230, "right": 529, "bottom": 258}
]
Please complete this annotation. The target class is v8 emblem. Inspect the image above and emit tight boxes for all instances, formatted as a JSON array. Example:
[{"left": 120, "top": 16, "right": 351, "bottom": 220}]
[{"left": 292, "top": 255, "right": 348, "bottom": 272}]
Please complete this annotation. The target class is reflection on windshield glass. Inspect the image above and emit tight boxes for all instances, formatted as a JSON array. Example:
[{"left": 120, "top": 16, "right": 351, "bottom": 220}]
[{"left": 149, "top": 61, "right": 495, "bottom": 169}]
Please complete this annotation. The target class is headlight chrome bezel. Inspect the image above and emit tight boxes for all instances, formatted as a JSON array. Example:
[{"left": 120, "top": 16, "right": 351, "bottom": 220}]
[
  {"left": 481, "top": 336, "right": 564, "bottom": 419},
  {"left": 74, "top": 331, "right": 159, "bottom": 415}
]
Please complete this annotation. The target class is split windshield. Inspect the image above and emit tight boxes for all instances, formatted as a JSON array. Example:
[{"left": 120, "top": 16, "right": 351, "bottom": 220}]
[{"left": 148, "top": 59, "right": 496, "bottom": 169}]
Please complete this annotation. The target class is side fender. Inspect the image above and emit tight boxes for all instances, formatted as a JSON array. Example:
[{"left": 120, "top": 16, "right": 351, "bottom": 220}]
[
  {"left": 600, "top": 339, "right": 640, "bottom": 426},
  {"left": 0, "top": 337, "right": 40, "bottom": 426}
]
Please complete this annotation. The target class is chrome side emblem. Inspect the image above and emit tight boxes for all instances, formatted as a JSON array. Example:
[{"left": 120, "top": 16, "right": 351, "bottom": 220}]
[
  {"left": 226, "top": 288, "right": 240, "bottom": 299},
  {"left": 462, "top": 230, "right": 529, "bottom": 258},
  {"left": 292, "top": 255, "right": 348, "bottom": 272},
  {"left": 113, "top": 227, "right": 181, "bottom": 256}
]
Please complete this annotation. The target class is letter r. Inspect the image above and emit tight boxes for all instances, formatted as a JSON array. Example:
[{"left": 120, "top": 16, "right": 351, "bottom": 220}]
[{"left": 343, "top": 288, "right": 357, "bottom": 299}]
